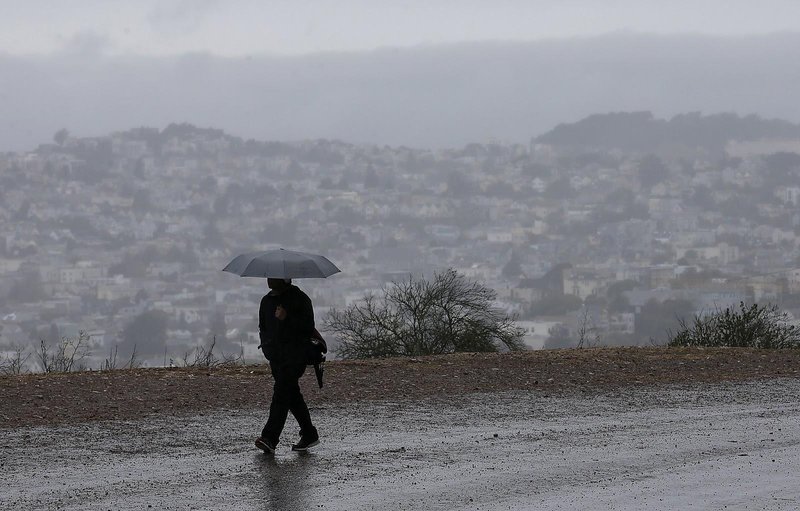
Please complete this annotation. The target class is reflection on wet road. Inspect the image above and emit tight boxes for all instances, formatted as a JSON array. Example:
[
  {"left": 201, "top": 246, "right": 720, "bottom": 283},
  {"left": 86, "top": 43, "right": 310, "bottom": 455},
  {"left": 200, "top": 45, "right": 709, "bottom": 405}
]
[
  {"left": 252, "top": 452, "right": 315, "bottom": 511},
  {"left": 3, "top": 379, "right": 800, "bottom": 510}
]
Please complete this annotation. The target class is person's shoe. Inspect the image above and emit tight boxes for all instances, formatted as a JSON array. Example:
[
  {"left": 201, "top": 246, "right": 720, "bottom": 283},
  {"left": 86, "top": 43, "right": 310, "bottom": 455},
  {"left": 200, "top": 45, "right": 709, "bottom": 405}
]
[
  {"left": 255, "top": 437, "right": 276, "bottom": 454},
  {"left": 291, "top": 435, "right": 319, "bottom": 452}
]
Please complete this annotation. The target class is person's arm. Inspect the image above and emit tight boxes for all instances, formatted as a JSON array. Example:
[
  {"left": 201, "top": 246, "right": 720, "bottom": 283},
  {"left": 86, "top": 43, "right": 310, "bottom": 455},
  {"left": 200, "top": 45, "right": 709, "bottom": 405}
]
[
  {"left": 258, "top": 295, "right": 266, "bottom": 341},
  {"left": 258, "top": 295, "right": 272, "bottom": 358}
]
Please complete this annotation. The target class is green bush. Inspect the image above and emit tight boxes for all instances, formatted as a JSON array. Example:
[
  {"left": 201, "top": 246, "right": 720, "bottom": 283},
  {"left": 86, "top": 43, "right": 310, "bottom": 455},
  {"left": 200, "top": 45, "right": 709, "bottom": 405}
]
[{"left": 667, "top": 302, "right": 800, "bottom": 349}]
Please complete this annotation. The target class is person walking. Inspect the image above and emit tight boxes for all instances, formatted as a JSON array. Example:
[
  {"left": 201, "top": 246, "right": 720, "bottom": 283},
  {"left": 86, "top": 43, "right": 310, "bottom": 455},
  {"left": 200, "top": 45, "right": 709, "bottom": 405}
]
[{"left": 255, "top": 277, "right": 320, "bottom": 453}]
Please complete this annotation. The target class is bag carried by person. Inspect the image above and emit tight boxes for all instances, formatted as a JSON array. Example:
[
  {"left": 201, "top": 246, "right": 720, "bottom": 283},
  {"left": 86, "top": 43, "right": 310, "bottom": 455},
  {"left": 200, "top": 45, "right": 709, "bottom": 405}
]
[{"left": 307, "top": 328, "right": 327, "bottom": 388}]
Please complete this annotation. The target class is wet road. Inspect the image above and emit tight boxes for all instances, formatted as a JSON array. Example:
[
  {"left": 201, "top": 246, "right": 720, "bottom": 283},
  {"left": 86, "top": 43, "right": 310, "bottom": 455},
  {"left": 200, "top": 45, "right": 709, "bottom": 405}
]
[{"left": 3, "top": 379, "right": 800, "bottom": 510}]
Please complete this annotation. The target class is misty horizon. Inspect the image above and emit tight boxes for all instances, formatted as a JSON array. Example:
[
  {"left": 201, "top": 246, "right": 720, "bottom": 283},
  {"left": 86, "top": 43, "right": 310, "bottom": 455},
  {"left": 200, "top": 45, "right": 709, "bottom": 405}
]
[
  {"left": 4, "top": 0, "right": 800, "bottom": 57},
  {"left": 3, "top": 32, "right": 800, "bottom": 152}
]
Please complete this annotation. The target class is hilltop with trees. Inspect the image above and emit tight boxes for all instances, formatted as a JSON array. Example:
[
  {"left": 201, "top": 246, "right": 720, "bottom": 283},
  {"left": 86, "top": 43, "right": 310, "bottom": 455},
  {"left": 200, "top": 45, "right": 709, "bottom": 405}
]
[{"left": 536, "top": 111, "right": 800, "bottom": 155}]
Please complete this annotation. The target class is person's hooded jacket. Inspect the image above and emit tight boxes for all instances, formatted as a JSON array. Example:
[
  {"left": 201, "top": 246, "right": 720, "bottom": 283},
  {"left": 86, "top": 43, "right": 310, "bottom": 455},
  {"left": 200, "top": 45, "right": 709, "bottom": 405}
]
[{"left": 258, "top": 285, "right": 314, "bottom": 367}]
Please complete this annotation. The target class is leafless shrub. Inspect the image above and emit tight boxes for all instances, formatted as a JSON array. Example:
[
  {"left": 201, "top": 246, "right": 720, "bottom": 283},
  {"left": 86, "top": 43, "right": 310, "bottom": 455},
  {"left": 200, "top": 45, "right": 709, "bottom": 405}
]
[
  {"left": 181, "top": 336, "right": 243, "bottom": 368},
  {"left": 0, "top": 345, "right": 31, "bottom": 375},
  {"left": 37, "top": 331, "right": 90, "bottom": 373},
  {"left": 326, "top": 268, "right": 524, "bottom": 359},
  {"left": 576, "top": 309, "right": 602, "bottom": 349},
  {"left": 103, "top": 345, "right": 119, "bottom": 370},
  {"left": 667, "top": 302, "right": 800, "bottom": 349},
  {"left": 126, "top": 344, "right": 142, "bottom": 369}
]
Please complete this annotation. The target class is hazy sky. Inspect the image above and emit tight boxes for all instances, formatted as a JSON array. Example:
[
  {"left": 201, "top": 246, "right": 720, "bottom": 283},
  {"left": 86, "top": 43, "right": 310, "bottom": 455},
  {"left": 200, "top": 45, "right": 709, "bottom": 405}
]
[{"left": 2, "top": 0, "right": 800, "bottom": 57}]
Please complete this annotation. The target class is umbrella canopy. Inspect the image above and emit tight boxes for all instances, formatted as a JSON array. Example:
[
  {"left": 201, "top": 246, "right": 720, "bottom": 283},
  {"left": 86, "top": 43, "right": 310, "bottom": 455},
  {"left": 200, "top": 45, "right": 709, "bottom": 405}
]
[{"left": 222, "top": 248, "right": 341, "bottom": 279}]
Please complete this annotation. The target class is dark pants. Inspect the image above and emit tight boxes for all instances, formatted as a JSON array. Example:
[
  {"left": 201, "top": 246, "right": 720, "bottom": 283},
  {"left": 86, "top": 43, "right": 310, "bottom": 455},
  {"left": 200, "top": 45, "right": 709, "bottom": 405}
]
[{"left": 262, "top": 362, "right": 317, "bottom": 444}]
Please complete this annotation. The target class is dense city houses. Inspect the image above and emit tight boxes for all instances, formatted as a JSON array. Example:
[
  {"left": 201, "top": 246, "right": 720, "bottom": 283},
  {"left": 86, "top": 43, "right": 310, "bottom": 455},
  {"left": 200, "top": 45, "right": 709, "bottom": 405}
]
[{"left": 3, "top": 113, "right": 800, "bottom": 368}]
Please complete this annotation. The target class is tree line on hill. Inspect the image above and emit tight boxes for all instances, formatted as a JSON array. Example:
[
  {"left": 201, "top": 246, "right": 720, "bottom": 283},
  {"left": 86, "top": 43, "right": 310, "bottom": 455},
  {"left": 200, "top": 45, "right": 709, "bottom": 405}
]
[{"left": 536, "top": 111, "right": 800, "bottom": 154}]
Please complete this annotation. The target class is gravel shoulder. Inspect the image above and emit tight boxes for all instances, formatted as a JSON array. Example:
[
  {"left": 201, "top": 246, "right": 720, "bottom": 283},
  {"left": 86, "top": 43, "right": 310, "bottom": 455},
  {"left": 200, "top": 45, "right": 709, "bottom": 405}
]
[{"left": 3, "top": 346, "right": 800, "bottom": 429}]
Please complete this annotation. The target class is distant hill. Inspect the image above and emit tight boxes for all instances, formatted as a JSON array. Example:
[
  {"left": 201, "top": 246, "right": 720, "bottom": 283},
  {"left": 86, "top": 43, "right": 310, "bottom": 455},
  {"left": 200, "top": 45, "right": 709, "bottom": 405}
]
[
  {"left": 535, "top": 111, "right": 800, "bottom": 153},
  {"left": 2, "top": 32, "right": 800, "bottom": 151}
]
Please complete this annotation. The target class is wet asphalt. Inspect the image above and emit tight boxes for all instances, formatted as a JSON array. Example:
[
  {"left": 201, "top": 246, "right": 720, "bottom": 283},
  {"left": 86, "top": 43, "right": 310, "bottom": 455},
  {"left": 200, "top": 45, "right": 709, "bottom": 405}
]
[{"left": 3, "top": 379, "right": 800, "bottom": 510}]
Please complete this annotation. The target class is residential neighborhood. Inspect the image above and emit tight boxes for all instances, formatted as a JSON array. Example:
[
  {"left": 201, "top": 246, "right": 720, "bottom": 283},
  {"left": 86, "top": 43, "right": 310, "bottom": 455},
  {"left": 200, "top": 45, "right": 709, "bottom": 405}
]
[{"left": 2, "top": 115, "right": 800, "bottom": 368}]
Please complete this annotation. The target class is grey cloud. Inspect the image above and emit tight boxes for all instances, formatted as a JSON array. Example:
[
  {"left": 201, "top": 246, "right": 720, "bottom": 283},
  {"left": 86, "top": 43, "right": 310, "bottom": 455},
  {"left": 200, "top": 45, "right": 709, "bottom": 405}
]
[
  {"left": 3, "top": 32, "right": 800, "bottom": 151},
  {"left": 146, "top": 0, "right": 220, "bottom": 36},
  {"left": 59, "top": 30, "right": 114, "bottom": 56}
]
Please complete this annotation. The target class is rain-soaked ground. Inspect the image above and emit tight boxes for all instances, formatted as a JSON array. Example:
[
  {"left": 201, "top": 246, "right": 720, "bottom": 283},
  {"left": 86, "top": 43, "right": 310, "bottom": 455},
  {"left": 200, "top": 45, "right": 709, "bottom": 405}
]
[{"left": 3, "top": 379, "right": 800, "bottom": 510}]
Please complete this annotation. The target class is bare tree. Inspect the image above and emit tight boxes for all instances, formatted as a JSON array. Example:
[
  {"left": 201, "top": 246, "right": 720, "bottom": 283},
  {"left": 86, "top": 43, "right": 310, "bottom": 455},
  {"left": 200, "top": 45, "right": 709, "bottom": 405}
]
[
  {"left": 103, "top": 345, "right": 119, "bottom": 371},
  {"left": 37, "top": 331, "right": 90, "bottom": 373},
  {"left": 126, "top": 344, "right": 142, "bottom": 369},
  {"left": 326, "top": 269, "right": 524, "bottom": 359},
  {"left": 576, "top": 308, "right": 602, "bottom": 348},
  {"left": 0, "top": 345, "right": 31, "bottom": 375}
]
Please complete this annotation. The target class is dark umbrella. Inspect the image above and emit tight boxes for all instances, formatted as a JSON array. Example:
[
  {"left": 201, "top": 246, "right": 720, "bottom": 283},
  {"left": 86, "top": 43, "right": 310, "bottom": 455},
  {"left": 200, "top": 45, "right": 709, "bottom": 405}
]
[{"left": 221, "top": 248, "right": 341, "bottom": 279}]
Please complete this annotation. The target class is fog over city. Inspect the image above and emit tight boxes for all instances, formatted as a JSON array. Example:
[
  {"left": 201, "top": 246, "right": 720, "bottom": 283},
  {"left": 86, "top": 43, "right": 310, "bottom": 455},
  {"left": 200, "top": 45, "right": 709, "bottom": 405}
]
[
  {"left": 3, "top": 1, "right": 800, "bottom": 369},
  {"left": 3, "top": 1, "right": 800, "bottom": 150}
]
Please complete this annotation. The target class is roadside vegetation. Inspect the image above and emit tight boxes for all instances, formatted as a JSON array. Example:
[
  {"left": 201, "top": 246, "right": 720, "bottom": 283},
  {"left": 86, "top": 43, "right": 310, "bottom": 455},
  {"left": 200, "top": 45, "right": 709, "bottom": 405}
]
[
  {"left": 0, "top": 333, "right": 243, "bottom": 375},
  {"left": 667, "top": 302, "right": 800, "bottom": 349},
  {"left": 325, "top": 269, "right": 525, "bottom": 359},
  {"left": 0, "top": 345, "right": 30, "bottom": 376}
]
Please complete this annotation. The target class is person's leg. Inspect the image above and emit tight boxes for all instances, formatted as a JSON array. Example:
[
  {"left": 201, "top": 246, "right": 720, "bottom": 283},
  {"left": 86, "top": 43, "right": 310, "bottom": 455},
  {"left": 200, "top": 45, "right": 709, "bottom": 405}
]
[
  {"left": 290, "top": 394, "right": 317, "bottom": 440},
  {"left": 285, "top": 365, "right": 317, "bottom": 440},
  {"left": 261, "top": 365, "right": 291, "bottom": 444}
]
